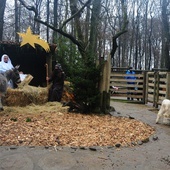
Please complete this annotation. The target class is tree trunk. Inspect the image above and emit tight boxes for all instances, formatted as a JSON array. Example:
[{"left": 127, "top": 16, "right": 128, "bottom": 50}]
[
  {"left": 161, "top": 0, "right": 170, "bottom": 70},
  {"left": 46, "top": 0, "right": 50, "bottom": 42},
  {"left": 15, "top": 0, "right": 19, "bottom": 42},
  {"left": 52, "top": 0, "right": 58, "bottom": 43},
  {"left": 0, "top": 0, "right": 6, "bottom": 40},
  {"left": 87, "top": 0, "right": 101, "bottom": 62}
]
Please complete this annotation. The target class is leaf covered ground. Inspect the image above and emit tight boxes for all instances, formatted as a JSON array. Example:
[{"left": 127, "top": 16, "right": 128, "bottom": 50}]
[{"left": 0, "top": 102, "right": 155, "bottom": 147}]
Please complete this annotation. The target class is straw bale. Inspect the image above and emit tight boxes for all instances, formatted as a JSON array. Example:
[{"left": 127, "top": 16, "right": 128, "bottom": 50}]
[
  {"left": 3, "top": 81, "right": 74, "bottom": 107},
  {"left": 4, "top": 85, "right": 48, "bottom": 106}
]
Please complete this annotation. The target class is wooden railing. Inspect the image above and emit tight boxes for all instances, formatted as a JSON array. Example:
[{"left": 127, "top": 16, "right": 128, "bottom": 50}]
[
  {"left": 110, "top": 69, "right": 170, "bottom": 107},
  {"left": 146, "top": 71, "right": 170, "bottom": 107},
  {"left": 110, "top": 70, "right": 146, "bottom": 103}
]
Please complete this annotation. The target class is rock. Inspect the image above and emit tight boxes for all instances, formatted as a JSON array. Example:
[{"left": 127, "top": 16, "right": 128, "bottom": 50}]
[
  {"left": 137, "top": 141, "right": 143, "bottom": 145},
  {"left": 142, "top": 138, "right": 149, "bottom": 143},
  {"left": 115, "top": 143, "right": 121, "bottom": 148},
  {"left": 79, "top": 146, "right": 88, "bottom": 150},
  {"left": 10, "top": 146, "right": 18, "bottom": 150},
  {"left": 152, "top": 135, "right": 158, "bottom": 141},
  {"left": 89, "top": 147, "right": 97, "bottom": 151}
]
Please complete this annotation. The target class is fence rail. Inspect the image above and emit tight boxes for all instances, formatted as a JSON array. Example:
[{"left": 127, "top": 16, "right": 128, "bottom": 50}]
[
  {"left": 110, "top": 71, "right": 145, "bottom": 103},
  {"left": 110, "top": 69, "right": 170, "bottom": 107}
]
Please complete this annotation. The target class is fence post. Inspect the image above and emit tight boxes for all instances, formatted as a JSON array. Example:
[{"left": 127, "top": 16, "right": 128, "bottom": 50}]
[
  {"left": 145, "top": 72, "right": 149, "bottom": 104},
  {"left": 153, "top": 72, "right": 157, "bottom": 107},
  {"left": 155, "top": 72, "right": 159, "bottom": 108},
  {"left": 166, "top": 72, "right": 170, "bottom": 99},
  {"left": 99, "top": 56, "right": 111, "bottom": 113},
  {"left": 142, "top": 71, "right": 146, "bottom": 104}
]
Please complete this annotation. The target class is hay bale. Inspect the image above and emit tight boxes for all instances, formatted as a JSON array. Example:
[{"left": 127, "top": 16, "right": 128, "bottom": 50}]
[
  {"left": 3, "top": 81, "right": 74, "bottom": 107},
  {"left": 4, "top": 85, "right": 49, "bottom": 106}
]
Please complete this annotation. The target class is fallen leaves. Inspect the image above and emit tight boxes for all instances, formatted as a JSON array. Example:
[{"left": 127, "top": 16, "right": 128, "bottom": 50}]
[{"left": 0, "top": 102, "right": 155, "bottom": 147}]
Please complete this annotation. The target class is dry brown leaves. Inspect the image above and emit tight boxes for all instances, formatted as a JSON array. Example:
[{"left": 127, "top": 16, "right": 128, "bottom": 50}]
[{"left": 0, "top": 102, "right": 155, "bottom": 147}]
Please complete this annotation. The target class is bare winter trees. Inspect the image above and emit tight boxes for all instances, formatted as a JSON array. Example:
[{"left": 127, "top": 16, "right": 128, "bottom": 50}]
[{"left": 1, "top": 0, "right": 170, "bottom": 70}]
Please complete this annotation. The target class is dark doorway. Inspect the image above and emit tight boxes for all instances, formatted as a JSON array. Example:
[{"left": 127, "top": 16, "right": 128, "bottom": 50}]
[{"left": 0, "top": 42, "right": 51, "bottom": 87}]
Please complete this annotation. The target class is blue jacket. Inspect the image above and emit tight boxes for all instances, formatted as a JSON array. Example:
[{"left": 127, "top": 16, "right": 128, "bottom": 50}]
[{"left": 125, "top": 70, "right": 136, "bottom": 84}]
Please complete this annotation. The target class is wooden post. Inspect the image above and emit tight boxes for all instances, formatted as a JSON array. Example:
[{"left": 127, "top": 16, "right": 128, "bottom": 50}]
[
  {"left": 153, "top": 72, "right": 157, "bottom": 107},
  {"left": 142, "top": 71, "right": 147, "bottom": 104},
  {"left": 155, "top": 72, "right": 159, "bottom": 108},
  {"left": 166, "top": 72, "right": 170, "bottom": 99},
  {"left": 45, "top": 63, "right": 49, "bottom": 86},
  {"left": 99, "top": 55, "right": 111, "bottom": 113},
  {"left": 46, "top": 54, "right": 52, "bottom": 76},
  {"left": 145, "top": 72, "right": 149, "bottom": 104}
]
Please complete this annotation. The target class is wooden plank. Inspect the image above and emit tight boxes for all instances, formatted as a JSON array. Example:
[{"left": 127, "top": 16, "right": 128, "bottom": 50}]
[
  {"left": 110, "top": 78, "right": 143, "bottom": 83},
  {"left": 158, "top": 72, "right": 167, "bottom": 75},
  {"left": 110, "top": 90, "right": 143, "bottom": 94},
  {"left": 159, "top": 84, "right": 166, "bottom": 88},
  {"left": 159, "top": 90, "right": 166, "bottom": 95},
  {"left": 159, "top": 78, "right": 167, "bottom": 81},
  {"left": 148, "top": 83, "right": 154, "bottom": 87},
  {"left": 110, "top": 73, "right": 143, "bottom": 78}
]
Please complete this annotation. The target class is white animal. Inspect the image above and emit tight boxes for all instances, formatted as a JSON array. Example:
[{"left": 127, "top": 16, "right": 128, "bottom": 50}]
[{"left": 156, "top": 99, "right": 170, "bottom": 124}]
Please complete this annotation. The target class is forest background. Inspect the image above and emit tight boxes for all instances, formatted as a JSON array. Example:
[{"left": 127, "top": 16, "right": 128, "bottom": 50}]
[
  {"left": 0, "top": 0, "right": 170, "bottom": 70},
  {"left": 0, "top": 0, "right": 170, "bottom": 112}
]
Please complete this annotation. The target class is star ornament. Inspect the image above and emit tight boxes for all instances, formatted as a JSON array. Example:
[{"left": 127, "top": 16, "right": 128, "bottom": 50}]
[{"left": 17, "top": 27, "right": 50, "bottom": 52}]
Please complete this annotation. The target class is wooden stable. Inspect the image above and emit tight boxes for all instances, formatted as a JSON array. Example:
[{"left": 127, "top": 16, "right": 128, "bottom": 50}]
[
  {"left": 0, "top": 41, "right": 57, "bottom": 86},
  {"left": 109, "top": 67, "right": 170, "bottom": 108}
]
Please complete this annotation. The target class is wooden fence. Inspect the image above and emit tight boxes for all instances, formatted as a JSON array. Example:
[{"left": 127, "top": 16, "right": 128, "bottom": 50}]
[
  {"left": 110, "top": 70, "right": 146, "bottom": 103},
  {"left": 146, "top": 71, "right": 170, "bottom": 107},
  {"left": 110, "top": 68, "right": 170, "bottom": 108}
]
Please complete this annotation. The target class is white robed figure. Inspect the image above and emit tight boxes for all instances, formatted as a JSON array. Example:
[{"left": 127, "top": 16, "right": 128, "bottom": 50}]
[
  {"left": 0, "top": 54, "right": 26, "bottom": 88},
  {"left": 0, "top": 54, "right": 14, "bottom": 88}
]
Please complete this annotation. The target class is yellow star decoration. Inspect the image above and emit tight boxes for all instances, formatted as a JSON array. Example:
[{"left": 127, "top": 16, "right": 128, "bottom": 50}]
[{"left": 17, "top": 27, "right": 50, "bottom": 52}]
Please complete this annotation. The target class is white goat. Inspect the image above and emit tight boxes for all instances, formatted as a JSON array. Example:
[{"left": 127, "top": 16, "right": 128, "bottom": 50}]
[{"left": 156, "top": 99, "right": 170, "bottom": 124}]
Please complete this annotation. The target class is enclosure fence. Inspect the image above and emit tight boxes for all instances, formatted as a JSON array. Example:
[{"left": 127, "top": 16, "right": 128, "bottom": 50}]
[{"left": 110, "top": 68, "right": 170, "bottom": 108}]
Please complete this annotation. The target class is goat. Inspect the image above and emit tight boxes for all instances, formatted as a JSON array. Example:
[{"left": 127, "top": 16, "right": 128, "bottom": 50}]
[
  {"left": 156, "top": 99, "right": 170, "bottom": 124},
  {"left": 0, "top": 66, "right": 21, "bottom": 111}
]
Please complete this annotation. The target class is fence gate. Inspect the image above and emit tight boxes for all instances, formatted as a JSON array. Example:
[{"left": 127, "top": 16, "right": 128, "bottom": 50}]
[
  {"left": 110, "top": 69, "right": 146, "bottom": 103},
  {"left": 146, "top": 71, "right": 170, "bottom": 107}
]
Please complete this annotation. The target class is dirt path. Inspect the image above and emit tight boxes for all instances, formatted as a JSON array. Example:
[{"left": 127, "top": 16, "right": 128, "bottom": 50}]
[{"left": 0, "top": 101, "right": 170, "bottom": 170}]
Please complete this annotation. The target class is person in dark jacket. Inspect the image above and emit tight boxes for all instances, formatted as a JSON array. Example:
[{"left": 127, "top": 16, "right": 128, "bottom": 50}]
[{"left": 47, "top": 64, "right": 65, "bottom": 102}]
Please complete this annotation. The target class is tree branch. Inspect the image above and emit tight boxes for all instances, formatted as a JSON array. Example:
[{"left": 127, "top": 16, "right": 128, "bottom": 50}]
[
  {"left": 110, "top": 0, "right": 128, "bottom": 60},
  {"left": 60, "top": 0, "right": 92, "bottom": 29},
  {"left": 18, "top": 0, "right": 38, "bottom": 17},
  {"left": 18, "top": 0, "right": 92, "bottom": 56}
]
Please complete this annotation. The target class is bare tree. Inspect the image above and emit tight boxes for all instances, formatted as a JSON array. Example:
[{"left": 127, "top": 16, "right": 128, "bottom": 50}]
[
  {"left": 2, "top": 0, "right": 167, "bottom": 71},
  {"left": 161, "top": 0, "right": 170, "bottom": 70},
  {"left": 18, "top": 0, "right": 93, "bottom": 60},
  {"left": 15, "top": 0, "right": 19, "bottom": 42},
  {"left": 110, "top": 0, "right": 128, "bottom": 66},
  {"left": 0, "top": 0, "right": 6, "bottom": 40}
]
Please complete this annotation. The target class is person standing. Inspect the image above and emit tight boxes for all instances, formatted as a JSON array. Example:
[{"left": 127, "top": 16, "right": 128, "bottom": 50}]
[
  {"left": 125, "top": 67, "right": 137, "bottom": 100},
  {"left": 47, "top": 63, "right": 65, "bottom": 102}
]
